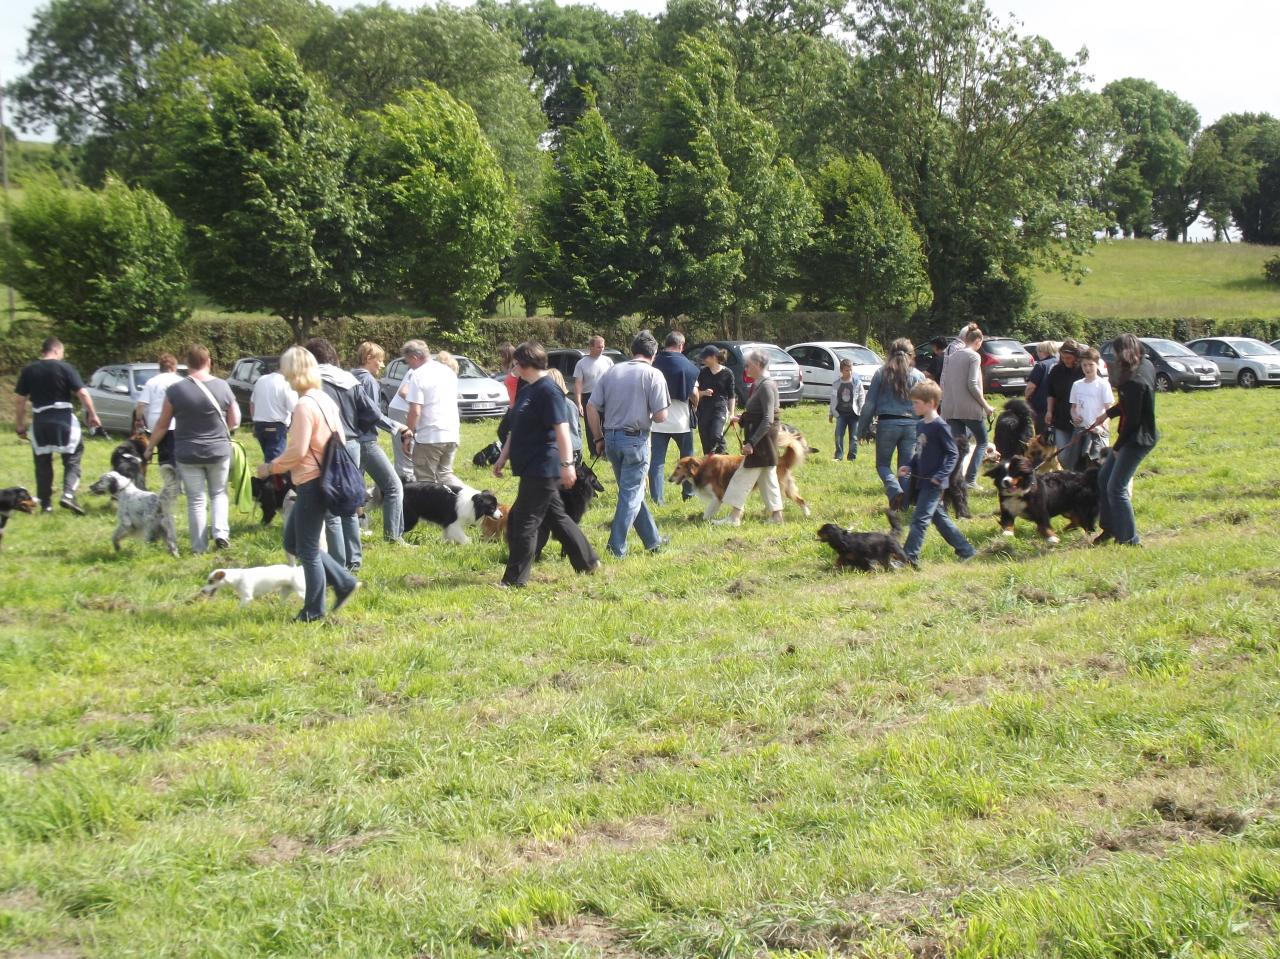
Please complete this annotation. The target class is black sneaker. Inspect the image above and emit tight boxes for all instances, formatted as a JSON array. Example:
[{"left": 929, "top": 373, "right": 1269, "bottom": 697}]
[
  {"left": 331, "top": 581, "right": 361, "bottom": 614},
  {"left": 214, "top": 537, "right": 230, "bottom": 551},
  {"left": 59, "top": 495, "right": 85, "bottom": 516}
]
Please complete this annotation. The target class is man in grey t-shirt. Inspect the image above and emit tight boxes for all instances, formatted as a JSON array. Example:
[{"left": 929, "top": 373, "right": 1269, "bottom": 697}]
[{"left": 586, "top": 331, "right": 670, "bottom": 557}]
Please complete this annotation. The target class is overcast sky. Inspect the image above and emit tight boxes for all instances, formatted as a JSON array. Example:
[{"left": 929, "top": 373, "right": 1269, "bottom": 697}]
[{"left": 3, "top": 0, "right": 1277, "bottom": 138}]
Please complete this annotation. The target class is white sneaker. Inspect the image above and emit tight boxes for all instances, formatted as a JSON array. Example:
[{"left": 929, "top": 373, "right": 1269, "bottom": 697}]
[{"left": 711, "top": 516, "right": 740, "bottom": 527}]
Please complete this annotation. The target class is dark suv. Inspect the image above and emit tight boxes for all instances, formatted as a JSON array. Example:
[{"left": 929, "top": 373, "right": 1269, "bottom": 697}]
[
  {"left": 227, "top": 355, "right": 280, "bottom": 421},
  {"left": 683, "top": 341, "right": 803, "bottom": 405},
  {"left": 545, "top": 348, "right": 626, "bottom": 384}
]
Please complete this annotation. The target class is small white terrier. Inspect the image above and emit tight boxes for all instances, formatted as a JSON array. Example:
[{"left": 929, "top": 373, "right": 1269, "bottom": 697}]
[{"left": 201, "top": 566, "right": 306, "bottom": 607}]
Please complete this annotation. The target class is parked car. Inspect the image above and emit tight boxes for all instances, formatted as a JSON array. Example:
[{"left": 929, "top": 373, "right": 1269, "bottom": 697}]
[
  {"left": 1098, "top": 338, "right": 1220, "bottom": 392},
  {"left": 683, "top": 341, "right": 803, "bottom": 406},
  {"left": 378, "top": 354, "right": 509, "bottom": 418},
  {"left": 227, "top": 355, "right": 281, "bottom": 422},
  {"left": 975, "top": 337, "right": 1034, "bottom": 394},
  {"left": 85, "top": 363, "right": 189, "bottom": 434},
  {"left": 545, "top": 347, "right": 627, "bottom": 385},
  {"left": 1270, "top": 339, "right": 1280, "bottom": 352},
  {"left": 1185, "top": 337, "right": 1280, "bottom": 388},
  {"left": 785, "top": 341, "right": 882, "bottom": 401}
]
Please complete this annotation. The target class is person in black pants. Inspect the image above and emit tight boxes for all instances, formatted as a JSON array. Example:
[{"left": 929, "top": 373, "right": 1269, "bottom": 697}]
[
  {"left": 695, "top": 346, "right": 736, "bottom": 454},
  {"left": 492, "top": 341, "right": 600, "bottom": 588}
]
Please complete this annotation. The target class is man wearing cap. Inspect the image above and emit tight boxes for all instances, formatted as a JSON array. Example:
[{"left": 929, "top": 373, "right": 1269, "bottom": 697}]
[
  {"left": 586, "top": 330, "right": 670, "bottom": 557},
  {"left": 648, "top": 331, "right": 700, "bottom": 504},
  {"left": 1044, "top": 339, "right": 1084, "bottom": 469}
]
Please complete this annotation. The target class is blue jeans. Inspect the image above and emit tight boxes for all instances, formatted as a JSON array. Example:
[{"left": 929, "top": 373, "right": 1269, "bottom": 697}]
[
  {"left": 359, "top": 438, "right": 403, "bottom": 541},
  {"left": 324, "top": 438, "right": 363, "bottom": 569},
  {"left": 904, "top": 481, "right": 976, "bottom": 563},
  {"left": 949, "top": 417, "right": 988, "bottom": 485},
  {"left": 284, "top": 478, "right": 357, "bottom": 620},
  {"left": 605, "top": 429, "right": 661, "bottom": 556},
  {"left": 1098, "top": 443, "right": 1152, "bottom": 545},
  {"left": 833, "top": 413, "right": 857, "bottom": 460},
  {"left": 874, "top": 418, "right": 917, "bottom": 505},
  {"left": 253, "top": 421, "right": 288, "bottom": 463},
  {"left": 649, "top": 430, "right": 694, "bottom": 503},
  {"left": 1054, "top": 426, "right": 1082, "bottom": 471}
]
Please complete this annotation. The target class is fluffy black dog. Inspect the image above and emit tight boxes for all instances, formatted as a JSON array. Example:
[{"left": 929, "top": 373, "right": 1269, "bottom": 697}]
[
  {"left": 110, "top": 435, "right": 149, "bottom": 489},
  {"left": 0, "top": 487, "right": 38, "bottom": 550},
  {"left": 940, "top": 433, "right": 972, "bottom": 519},
  {"left": 251, "top": 475, "right": 295, "bottom": 525},
  {"left": 536, "top": 459, "right": 606, "bottom": 560},
  {"left": 993, "top": 398, "right": 1034, "bottom": 460},
  {"left": 816, "top": 510, "right": 909, "bottom": 572},
  {"left": 472, "top": 441, "right": 502, "bottom": 468},
  {"left": 986, "top": 455, "right": 1100, "bottom": 544}
]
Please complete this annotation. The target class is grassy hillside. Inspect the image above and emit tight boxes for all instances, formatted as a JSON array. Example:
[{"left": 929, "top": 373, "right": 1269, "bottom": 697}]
[
  {"left": 1034, "top": 239, "right": 1280, "bottom": 320},
  {"left": 1, "top": 392, "right": 1278, "bottom": 957}
]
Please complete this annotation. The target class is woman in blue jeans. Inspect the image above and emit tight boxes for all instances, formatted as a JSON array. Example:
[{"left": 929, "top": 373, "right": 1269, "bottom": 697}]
[
  {"left": 258, "top": 347, "right": 359, "bottom": 621},
  {"left": 1091, "top": 333, "right": 1158, "bottom": 546},
  {"left": 856, "top": 338, "right": 924, "bottom": 507},
  {"left": 351, "top": 341, "right": 408, "bottom": 543}
]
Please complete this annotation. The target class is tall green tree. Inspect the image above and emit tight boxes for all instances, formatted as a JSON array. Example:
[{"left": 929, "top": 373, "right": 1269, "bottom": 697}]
[
  {"left": 152, "top": 37, "right": 372, "bottom": 342},
  {"left": 642, "top": 33, "right": 816, "bottom": 327},
  {"left": 0, "top": 176, "right": 189, "bottom": 358},
  {"left": 799, "top": 155, "right": 931, "bottom": 342},
  {"left": 1208, "top": 113, "right": 1280, "bottom": 245},
  {"left": 297, "top": 3, "right": 546, "bottom": 200},
  {"left": 846, "top": 0, "right": 1110, "bottom": 324},
  {"left": 1100, "top": 77, "right": 1199, "bottom": 239},
  {"left": 525, "top": 108, "right": 658, "bottom": 322},
  {"left": 359, "top": 85, "right": 517, "bottom": 326}
]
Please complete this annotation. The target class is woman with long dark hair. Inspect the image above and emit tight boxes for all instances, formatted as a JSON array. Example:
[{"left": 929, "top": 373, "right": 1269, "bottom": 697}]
[
  {"left": 1090, "top": 333, "right": 1158, "bottom": 546},
  {"left": 856, "top": 338, "right": 925, "bottom": 507}
]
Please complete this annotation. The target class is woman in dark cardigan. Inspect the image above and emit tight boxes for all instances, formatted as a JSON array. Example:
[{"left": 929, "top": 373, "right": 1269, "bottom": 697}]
[
  {"left": 1091, "top": 333, "right": 1158, "bottom": 546},
  {"left": 710, "top": 350, "right": 783, "bottom": 526}
]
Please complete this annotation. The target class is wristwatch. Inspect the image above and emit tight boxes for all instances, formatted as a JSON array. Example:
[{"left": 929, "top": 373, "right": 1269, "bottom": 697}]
[{"left": 560, "top": 460, "right": 575, "bottom": 469}]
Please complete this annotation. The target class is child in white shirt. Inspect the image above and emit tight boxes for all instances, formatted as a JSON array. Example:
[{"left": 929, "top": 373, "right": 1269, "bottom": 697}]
[{"left": 1069, "top": 347, "right": 1115, "bottom": 466}]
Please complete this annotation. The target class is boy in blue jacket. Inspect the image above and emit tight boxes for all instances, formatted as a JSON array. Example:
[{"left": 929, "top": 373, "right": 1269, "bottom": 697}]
[{"left": 898, "top": 380, "right": 977, "bottom": 566}]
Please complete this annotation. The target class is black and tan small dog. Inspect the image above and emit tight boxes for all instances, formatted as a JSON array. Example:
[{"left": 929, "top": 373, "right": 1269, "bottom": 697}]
[
  {"left": 251, "top": 475, "right": 296, "bottom": 525},
  {"left": 472, "top": 441, "right": 502, "bottom": 468},
  {"left": 985, "top": 455, "right": 1099, "bottom": 544},
  {"left": 110, "top": 434, "right": 150, "bottom": 490},
  {"left": 0, "top": 487, "right": 38, "bottom": 550},
  {"left": 816, "top": 510, "right": 910, "bottom": 572}
]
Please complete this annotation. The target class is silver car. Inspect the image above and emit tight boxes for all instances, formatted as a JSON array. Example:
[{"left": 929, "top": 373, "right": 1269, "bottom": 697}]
[
  {"left": 785, "top": 341, "right": 882, "bottom": 402},
  {"left": 378, "top": 355, "right": 509, "bottom": 419},
  {"left": 85, "top": 363, "right": 188, "bottom": 434},
  {"left": 1185, "top": 337, "right": 1280, "bottom": 388}
]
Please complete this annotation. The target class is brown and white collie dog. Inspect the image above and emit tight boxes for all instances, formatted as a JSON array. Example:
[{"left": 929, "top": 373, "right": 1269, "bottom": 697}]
[{"left": 668, "top": 429, "right": 810, "bottom": 520}]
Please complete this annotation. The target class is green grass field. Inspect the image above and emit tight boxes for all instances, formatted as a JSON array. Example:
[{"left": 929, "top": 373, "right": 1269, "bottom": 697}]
[
  {"left": 1, "top": 392, "right": 1279, "bottom": 958},
  {"left": 1033, "top": 239, "right": 1280, "bottom": 320}
]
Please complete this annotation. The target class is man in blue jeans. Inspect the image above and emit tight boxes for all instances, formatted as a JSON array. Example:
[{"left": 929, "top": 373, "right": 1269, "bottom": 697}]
[
  {"left": 586, "top": 331, "right": 671, "bottom": 557},
  {"left": 649, "top": 331, "right": 700, "bottom": 504}
]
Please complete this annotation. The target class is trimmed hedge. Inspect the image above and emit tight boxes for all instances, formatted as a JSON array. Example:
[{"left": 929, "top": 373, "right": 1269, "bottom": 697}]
[{"left": 4, "top": 309, "right": 1279, "bottom": 375}]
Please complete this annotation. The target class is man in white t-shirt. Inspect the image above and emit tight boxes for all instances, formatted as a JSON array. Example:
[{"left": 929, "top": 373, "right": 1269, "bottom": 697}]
[
  {"left": 573, "top": 336, "right": 613, "bottom": 453},
  {"left": 249, "top": 368, "right": 298, "bottom": 462},
  {"left": 134, "top": 352, "right": 185, "bottom": 473},
  {"left": 1068, "top": 346, "right": 1115, "bottom": 467},
  {"left": 401, "top": 341, "right": 461, "bottom": 485}
]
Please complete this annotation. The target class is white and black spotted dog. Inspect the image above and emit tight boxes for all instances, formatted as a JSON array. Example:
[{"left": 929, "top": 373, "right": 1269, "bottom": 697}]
[
  {"left": 402, "top": 482, "right": 503, "bottom": 545},
  {"left": 89, "top": 470, "right": 179, "bottom": 556}
]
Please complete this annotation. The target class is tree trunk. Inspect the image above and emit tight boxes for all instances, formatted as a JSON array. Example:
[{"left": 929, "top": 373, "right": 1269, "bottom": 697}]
[{"left": 281, "top": 314, "right": 316, "bottom": 343}]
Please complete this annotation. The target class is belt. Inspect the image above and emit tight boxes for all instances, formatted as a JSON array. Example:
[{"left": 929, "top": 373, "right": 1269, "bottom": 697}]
[
  {"left": 607, "top": 427, "right": 649, "bottom": 437},
  {"left": 879, "top": 413, "right": 916, "bottom": 420}
]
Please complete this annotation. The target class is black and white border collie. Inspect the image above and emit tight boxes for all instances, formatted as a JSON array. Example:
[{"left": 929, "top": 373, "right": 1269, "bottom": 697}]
[
  {"left": 402, "top": 483, "right": 503, "bottom": 545},
  {"left": 0, "top": 487, "right": 38, "bottom": 550},
  {"left": 985, "top": 455, "right": 1100, "bottom": 545}
]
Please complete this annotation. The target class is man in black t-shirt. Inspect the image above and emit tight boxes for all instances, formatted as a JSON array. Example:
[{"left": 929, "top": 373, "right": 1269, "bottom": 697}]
[
  {"left": 1043, "top": 340, "right": 1084, "bottom": 469},
  {"left": 13, "top": 337, "right": 101, "bottom": 513}
]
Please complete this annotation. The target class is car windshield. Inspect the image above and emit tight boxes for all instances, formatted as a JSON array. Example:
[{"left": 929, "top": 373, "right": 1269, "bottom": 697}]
[
  {"left": 132, "top": 369, "right": 161, "bottom": 387},
  {"left": 1146, "top": 339, "right": 1195, "bottom": 357},
  {"left": 457, "top": 357, "right": 488, "bottom": 379},
  {"left": 1230, "top": 339, "right": 1279, "bottom": 356},
  {"left": 836, "top": 346, "right": 880, "bottom": 366},
  {"left": 744, "top": 344, "right": 795, "bottom": 367},
  {"left": 984, "top": 339, "right": 1026, "bottom": 356}
]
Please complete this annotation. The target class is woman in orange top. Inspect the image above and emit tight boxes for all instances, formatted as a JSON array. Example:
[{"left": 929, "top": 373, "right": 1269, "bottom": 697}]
[{"left": 257, "top": 346, "right": 359, "bottom": 621}]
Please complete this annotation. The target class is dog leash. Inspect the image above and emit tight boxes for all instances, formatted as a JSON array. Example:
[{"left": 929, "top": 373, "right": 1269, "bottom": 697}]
[{"left": 1034, "top": 430, "right": 1087, "bottom": 473}]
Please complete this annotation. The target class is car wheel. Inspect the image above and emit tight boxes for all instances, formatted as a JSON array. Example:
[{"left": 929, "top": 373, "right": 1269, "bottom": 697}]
[
  {"left": 1237, "top": 368, "right": 1258, "bottom": 388},
  {"left": 1154, "top": 372, "right": 1172, "bottom": 392}
]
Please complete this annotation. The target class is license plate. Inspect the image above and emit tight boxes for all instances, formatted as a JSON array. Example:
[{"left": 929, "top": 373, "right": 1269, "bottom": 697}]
[
  {"left": 1200, "top": 375, "right": 1216, "bottom": 381},
  {"left": 1004, "top": 378, "right": 1025, "bottom": 387}
]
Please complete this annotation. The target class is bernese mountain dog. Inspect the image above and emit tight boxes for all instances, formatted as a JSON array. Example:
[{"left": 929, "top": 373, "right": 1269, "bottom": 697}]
[
  {"left": 993, "top": 398, "right": 1034, "bottom": 460},
  {"left": 816, "top": 510, "right": 909, "bottom": 572},
  {"left": 985, "top": 455, "right": 1100, "bottom": 544},
  {"left": 402, "top": 482, "right": 503, "bottom": 544},
  {"left": 0, "top": 487, "right": 38, "bottom": 550}
]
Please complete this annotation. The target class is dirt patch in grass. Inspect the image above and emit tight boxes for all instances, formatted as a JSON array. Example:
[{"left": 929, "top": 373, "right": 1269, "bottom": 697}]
[
  {"left": 249, "top": 834, "right": 306, "bottom": 866},
  {"left": 1152, "top": 795, "right": 1249, "bottom": 834},
  {"left": 0, "top": 888, "right": 43, "bottom": 912},
  {"left": 321, "top": 829, "right": 394, "bottom": 856},
  {"left": 540, "top": 916, "right": 641, "bottom": 957},
  {"left": 514, "top": 815, "right": 675, "bottom": 866}
]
